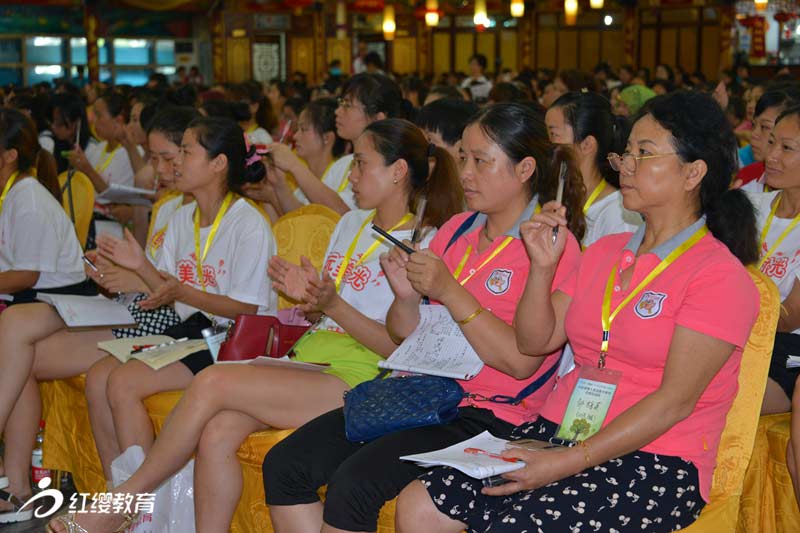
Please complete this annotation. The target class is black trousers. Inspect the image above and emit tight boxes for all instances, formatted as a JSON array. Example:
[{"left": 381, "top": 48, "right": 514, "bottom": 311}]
[{"left": 262, "top": 406, "right": 515, "bottom": 532}]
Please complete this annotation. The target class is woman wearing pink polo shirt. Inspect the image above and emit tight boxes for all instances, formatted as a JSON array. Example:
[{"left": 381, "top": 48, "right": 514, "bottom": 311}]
[
  {"left": 262, "top": 102, "right": 585, "bottom": 533},
  {"left": 398, "top": 91, "right": 761, "bottom": 532}
]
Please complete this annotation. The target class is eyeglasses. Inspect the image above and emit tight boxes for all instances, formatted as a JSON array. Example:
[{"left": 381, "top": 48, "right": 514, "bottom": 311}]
[{"left": 607, "top": 151, "right": 677, "bottom": 173}]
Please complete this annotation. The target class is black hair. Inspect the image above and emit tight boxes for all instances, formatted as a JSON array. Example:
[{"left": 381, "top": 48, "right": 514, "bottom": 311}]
[
  {"left": 415, "top": 98, "right": 479, "bottom": 146},
  {"left": 776, "top": 103, "right": 800, "bottom": 127},
  {"left": 651, "top": 79, "right": 674, "bottom": 93},
  {"left": 364, "top": 119, "right": 462, "bottom": 228},
  {"left": 488, "top": 82, "right": 528, "bottom": 103},
  {"left": 639, "top": 91, "right": 758, "bottom": 264},
  {"left": 655, "top": 63, "right": 675, "bottom": 83},
  {"left": 469, "top": 54, "right": 488, "bottom": 71},
  {"left": 187, "top": 116, "right": 266, "bottom": 194},
  {"left": 304, "top": 97, "right": 346, "bottom": 158},
  {"left": 468, "top": 102, "right": 586, "bottom": 241},
  {"left": 755, "top": 85, "right": 800, "bottom": 118},
  {"left": 9, "top": 92, "right": 51, "bottom": 135},
  {"left": 0, "top": 107, "right": 59, "bottom": 200},
  {"left": 50, "top": 94, "right": 89, "bottom": 145},
  {"left": 401, "top": 76, "right": 429, "bottom": 107},
  {"left": 202, "top": 99, "right": 236, "bottom": 121},
  {"left": 427, "top": 85, "right": 464, "bottom": 101},
  {"left": 139, "top": 103, "right": 159, "bottom": 133},
  {"left": 147, "top": 106, "right": 201, "bottom": 146},
  {"left": 341, "top": 73, "right": 404, "bottom": 120},
  {"left": 727, "top": 96, "right": 747, "bottom": 123},
  {"left": 552, "top": 91, "right": 630, "bottom": 188},
  {"left": 166, "top": 84, "right": 199, "bottom": 108},
  {"left": 283, "top": 96, "right": 306, "bottom": 117},
  {"left": 364, "top": 51, "right": 384, "bottom": 70},
  {"left": 98, "top": 91, "right": 130, "bottom": 122}
]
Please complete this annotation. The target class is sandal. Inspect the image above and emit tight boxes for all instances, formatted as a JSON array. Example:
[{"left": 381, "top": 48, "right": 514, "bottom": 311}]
[
  {"left": 46, "top": 510, "right": 137, "bottom": 533},
  {"left": 0, "top": 486, "right": 33, "bottom": 524}
]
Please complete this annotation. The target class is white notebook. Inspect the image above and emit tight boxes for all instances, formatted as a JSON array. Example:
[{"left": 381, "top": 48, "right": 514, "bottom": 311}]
[
  {"left": 378, "top": 305, "right": 484, "bottom": 380},
  {"left": 400, "top": 431, "right": 526, "bottom": 479},
  {"left": 37, "top": 294, "right": 136, "bottom": 329},
  {"left": 787, "top": 355, "right": 800, "bottom": 368}
]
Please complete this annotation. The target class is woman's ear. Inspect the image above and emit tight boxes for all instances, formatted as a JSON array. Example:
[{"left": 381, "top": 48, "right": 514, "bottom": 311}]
[
  {"left": 683, "top": 159, "right": 707, "bottom": 192},
  {"left": 515, "top": 156, "right": 537, "bottom": 185},
  {"left": 391, "top": 158, "right": 409, "bottom": 184},
  {"left": 211, "top": 153, "right": 229, "bottom": 175},
  {"left": 577, "top": 135, "right": 598, "bottom": 158},
  {"left": 322, "top": 131, "right": 335, "bottom": 146},
  {"left": 1, "top": 147, "right": 18, "bottom": 167}
]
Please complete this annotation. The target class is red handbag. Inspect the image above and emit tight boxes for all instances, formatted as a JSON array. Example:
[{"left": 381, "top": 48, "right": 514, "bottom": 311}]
[{"left": 217, "top": 313, "right": 311, "bottom": 361}]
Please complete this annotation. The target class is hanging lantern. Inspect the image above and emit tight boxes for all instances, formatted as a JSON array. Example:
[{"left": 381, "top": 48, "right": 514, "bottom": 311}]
[
  {"left": 383, "top": 4, "right": 396, "bottom": 41},
  {"left": 590, "top": 0, "right": 603, "bottom": 8},
  {"left": 474, "top": 0, "right": 488, "bottom": 27},
  {"left": 564, "top": 0, "right": 578, "bottom": 25},
  {"left": 425, "top": 0, "right": 440, "bottom": 26},
  {"left": 754, "top": 0, "right": 768, "bottom": 11},
  {"left": 510, "top": 0, "right": 525, "bottom": 17},
  {"left": 336, "top": 0, "right": 347, "bottom": 40}
]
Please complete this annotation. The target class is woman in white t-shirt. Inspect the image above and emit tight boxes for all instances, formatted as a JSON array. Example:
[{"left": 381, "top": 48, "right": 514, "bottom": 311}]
[
  {"left": 68, "top": 92, "right": 136, "bottom": 193},
  {"left": 546, "top": 91, "right": 642, "bottom": 248},
  {"left": 267, "top": 73, "right": 406, "bottom": 215},
  {"left": 0, "top": 108, "right": 91, "bottom": 523},
  {"left": 231, "top": 82, "right": 274, "bottom": 149},
  {"left": 49, "top": 118, "right": 464, "bottom": 533},
  {"left": 259, "top": 97, "right": 347, "bottom": 215}
]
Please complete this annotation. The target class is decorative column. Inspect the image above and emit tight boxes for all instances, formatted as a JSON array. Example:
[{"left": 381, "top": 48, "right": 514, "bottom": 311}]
[
  {"left": 83, "top": 2, "right": 99, "bottom": 83},
  {"left": 313, "top": 9, "right": 326, "bottom": 84},
  {"left": 519, "top": 11, "right": 534, "bottom": 69},
  {"left": 211, "top": 8, "right": 225, "bottom": 83},
  {"left": 719, "top": 4, "right": 734, "bottom": 72},
  {"left": 623, "top": 6, "right": 636, "bottom": 66}
]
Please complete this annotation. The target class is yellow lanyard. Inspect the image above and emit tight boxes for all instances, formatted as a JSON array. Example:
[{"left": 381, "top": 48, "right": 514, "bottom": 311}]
[
  {"left": 338, "top": 159, "right": 354, "bottom": 193},
  {"left": 334, "top": 211, "right": 414, "bottom": 291},
  {"left": 246, "top": 123, "right": 258, "bottom": 134},
  {"left": 599, "top": 224, "right": 708, "bottom": 367},
  {"left": 583, "top": 179, "right": 607, "bottom": 215},
  {"left": 193, "top": 193, "right": 235, "bottom": 291},
  {"left": 452, "top": 204, "right": 541, "bottom": 283},
  {"left": 96, "top": 145, "right": 119, "bottom": 174},
  {"left": 0, "top": 171, "right": 20, "bottom": 215},
  {"left": 758, "top": 193, "right": 800, "bottom": 269}
]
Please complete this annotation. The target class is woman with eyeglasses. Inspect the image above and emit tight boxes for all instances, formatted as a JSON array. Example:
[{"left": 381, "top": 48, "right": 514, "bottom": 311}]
[
  {"left": 396, "top": 91, "right": 761, "bottom": 533},
  {"left": 546, "top": 92, "right": 641, "bottom": 248},
  {"left": 265, "top": 73, "right": 405, "bottom": 215}
]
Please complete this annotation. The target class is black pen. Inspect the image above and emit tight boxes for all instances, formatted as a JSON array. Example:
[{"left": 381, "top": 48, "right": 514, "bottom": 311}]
[
  {"left": 372, "top": 224, "right": 415, "bottom": 255},
  {"left": 552, "top": 162, "right": 567, "bottom": 244}
]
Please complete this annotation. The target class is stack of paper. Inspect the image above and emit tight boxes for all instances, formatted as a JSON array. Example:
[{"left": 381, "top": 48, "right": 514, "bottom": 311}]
[
  {"left": 96, "top": 184, "right": 156, "bottom": 206},
  {"left": 98, "top": 336, "right": 207, "bottom": 370},
  {"left": 400, "top": 431, "right": 526, "bottom": 479},
  {"left": 379, "top": 306, "right": 484, "bottom": 380}
]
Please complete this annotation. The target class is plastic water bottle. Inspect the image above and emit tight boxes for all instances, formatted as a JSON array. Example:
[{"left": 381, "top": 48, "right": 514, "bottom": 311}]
[{"left": 31, "top": 419, "right": 51, "bottom": 486}]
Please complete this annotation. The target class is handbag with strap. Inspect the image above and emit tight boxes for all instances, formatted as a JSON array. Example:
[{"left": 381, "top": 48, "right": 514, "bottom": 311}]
[
  {"left": 343, "top": 353, "right": 562, "bottom": 442},
  {"left": 217, "top": 309, "right": 311, "bottom": 361}
]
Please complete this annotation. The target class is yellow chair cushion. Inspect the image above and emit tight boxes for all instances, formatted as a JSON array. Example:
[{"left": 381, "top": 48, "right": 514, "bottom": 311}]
[
  {"left": 684, "top": 267, "right": 779, "bottom": 533},
  {"left": 57, "top": 171, "right": 95, "bottom": 249},
  {"left": 272, "top": 204, "right": 340, "bottom": 310}
]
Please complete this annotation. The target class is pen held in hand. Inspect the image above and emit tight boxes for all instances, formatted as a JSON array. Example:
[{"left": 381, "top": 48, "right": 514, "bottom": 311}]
[
  {"left": 371, "top": 224, "right": 415, "bottom": 255},
  {"left": 552, "top": 161, "right": 567, "bottom": 245}
]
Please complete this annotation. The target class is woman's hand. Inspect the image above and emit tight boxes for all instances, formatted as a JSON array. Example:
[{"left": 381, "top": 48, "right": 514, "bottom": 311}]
[
  {"left": 67, "top": 144, "right": 92, "bottom": 174},
  {"left": 97, "top": 228, "right": 146, "bottom": 273},
  {"left": 519, "top": 201, "right": 568, "bottom": 269},
  {"left": 241, "top": 177, "right": 276, "bottom": 204},
  {"left": 405, "top": 249, "right": 458, "bottom": 303},
  {"left": 380, "top": 242, "right": 419, "bottom": 301},
  {"left": 108, "top": 204, "right": 134, "bottom": 224},
  {"left": 481, "top": 446, "right": 585, "bottom": 497},
  {"left": 266, "top": 143, "right": 301, "bottom": 174},
  {"left": 298, "top": 271, "right": 340, "bottom": 314},
  {"left": 269, "top": 255, "right": 318, "bottom": 302},
  {"left": 138, "top": 271, "right": 183, "bottom": 310},
  {"left": 88, "top": 262, "right": 144, "bottom": 294}
]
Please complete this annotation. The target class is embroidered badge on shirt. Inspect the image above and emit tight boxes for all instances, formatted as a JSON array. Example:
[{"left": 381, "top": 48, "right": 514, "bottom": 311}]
[
  {"left": 485, "top": 268, "right": 512, "bottom": 295},
  {"left": 634, "top": 291, "right": 667, "bottom": 319}
]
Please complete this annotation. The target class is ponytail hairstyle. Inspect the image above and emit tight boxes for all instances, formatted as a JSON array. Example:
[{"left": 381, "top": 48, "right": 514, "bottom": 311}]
[
  {"left": 640, "top": 91, "right": 758, "bottom": 264},
  {"left": 305, "top": 97, "right": 346, "bottom": 158},
  {"left": 551, "top": 91, "right": 630, "bottom": 187},
  {"left": 468, "top": 102, "right": 586, "bottom": 242},
  {"left": 187, "top": 116, "right": 266, "bottom": 195},
  {"left": 341, "top": 73, "right": 405, "bottom": 120},
  {"left": 363, "top": 119, "right": 463, "bottom": 229},
  {"left": 0, "top": 107, "right": 59, "bottom": 201}
]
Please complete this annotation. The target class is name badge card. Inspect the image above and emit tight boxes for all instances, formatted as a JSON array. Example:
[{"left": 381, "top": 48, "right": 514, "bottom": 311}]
[{"left": 554, "top": 366, "right": 621, "bottom": 442}]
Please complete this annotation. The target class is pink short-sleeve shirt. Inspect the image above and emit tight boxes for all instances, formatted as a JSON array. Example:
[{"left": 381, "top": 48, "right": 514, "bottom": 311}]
[
  {"left": 541, "top": 219, "right": 760, "bottom": 501},
  {"left": 429, "top": 200, "right": 581, "bottom": 426}
]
